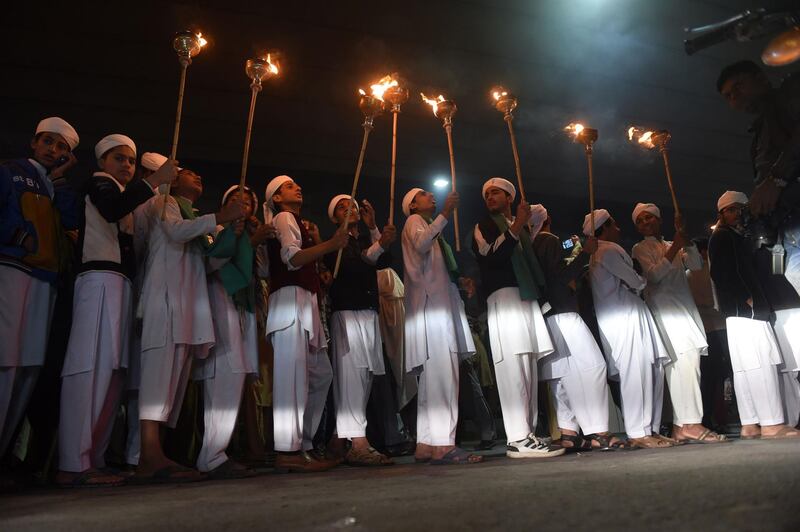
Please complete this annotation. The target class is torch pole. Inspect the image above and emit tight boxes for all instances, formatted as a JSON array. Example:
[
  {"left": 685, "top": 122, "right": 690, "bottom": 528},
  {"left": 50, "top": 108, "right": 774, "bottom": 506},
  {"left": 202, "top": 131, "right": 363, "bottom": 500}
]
[
  {"left": 161, "top": 60, "right": 189, "bottom": 220},
  {"left": 388, "top": 110, "right": 399, "bottom": 224},
  {"left": 505, "top": 114, "right": 526, "bottom": 203},
  {"left": 444, "top": 123, "right": 460, "bottom": 251},
  {"left": 239, "top": 81, "right": 262, "bottom": 194},
  {"left": 333, "top": 122, "right": 374, "bottom": 278},
  {"left": 658, "top": 146, "right": 682, "bottom": 225},
  {"left": 585, "top": 144, "right": 595, "bottom": 231}
]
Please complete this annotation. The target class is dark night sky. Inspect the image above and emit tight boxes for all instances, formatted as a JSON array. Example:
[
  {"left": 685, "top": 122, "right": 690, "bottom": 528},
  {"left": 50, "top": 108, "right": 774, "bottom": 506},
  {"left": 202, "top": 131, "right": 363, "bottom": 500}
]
[{"left": 1, "top": 0, "right": 797, "bottom": 261}]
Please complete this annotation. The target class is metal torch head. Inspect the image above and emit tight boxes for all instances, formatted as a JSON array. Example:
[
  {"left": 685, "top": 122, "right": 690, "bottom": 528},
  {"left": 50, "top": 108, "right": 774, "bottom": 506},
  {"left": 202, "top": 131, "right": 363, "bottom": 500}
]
[
  {"left": 651, "top": 129, "right": 671, "bottom": 149},
  {"left": 434, "top": 99, "right": 457, "bottom": 125},
  {"left": 491, "top": 88, "right": 517, "bottom": 116},
  {"left": 358, "top": 92, "right": 384, "bottom": 126},
  {"left": 173, "top": 31, "right": 204, "bottom": 65},
  {"left": 577, "top": 127, "right": 599, "bottom": 145},
  {"left": 245, "top": 53, "right": 280, "bottom": 89},
  {"left": 383, "top": 85, "right": 409, "bottom": 112}
]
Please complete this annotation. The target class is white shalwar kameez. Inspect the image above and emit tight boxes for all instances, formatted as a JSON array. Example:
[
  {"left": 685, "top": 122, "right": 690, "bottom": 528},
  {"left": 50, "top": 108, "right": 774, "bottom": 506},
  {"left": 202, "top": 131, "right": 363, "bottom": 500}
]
[
  {"left": 473, "top": 223, "right": 555, "bottom": 442},
  {"left": 591, "top": 240, "right": 670, "bottom": 439},
  {"left": 193, "top": 227, "right": 259, "bottom": 472},
  {"left": 631, "top": 237, "right": 707, "bottom": 427},
  {"left": 266, "top": 212, "right": 332, "bottom": 452},
  {"left": 136, "top": 195, "right": 217, "bottom": 426},
  {"left": 402, "top": 213, "right": 475, "bottom": 446},
  {"left": 377, "top": 268, "right": 417, "bottom": 408},
  {"left": 772, "top": 308, "right": 800, "bottom": 426}
]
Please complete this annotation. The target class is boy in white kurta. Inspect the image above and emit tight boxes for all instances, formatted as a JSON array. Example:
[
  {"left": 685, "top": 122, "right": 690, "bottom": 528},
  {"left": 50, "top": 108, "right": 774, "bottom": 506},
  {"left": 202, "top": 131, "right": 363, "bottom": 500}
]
[
  {"left": 631, "top": 202, "right": 728, "bottom": 444},
  {"left": 324, "top": 195, "right": 396, "bottom": 466},
  {"left": 401, "top": 187, "right": 481, "bottom": 465},
  {"left": 586, "top": 209, "right": 672, "bottom": 449},
  {"left": 0, "top": 118, "right": 79, "bottom": 459},
  {"left": 472, "top": 178, "right": 563, "bottom": 458},
  {"left": 263, "top": 175, "right": 348, "bottom": 473},
  {"left": 135, "top": 168, "right": 246, "bottom": 481},
  {"left": 57, "top": 135, "right": 176, "bottom": 487}
]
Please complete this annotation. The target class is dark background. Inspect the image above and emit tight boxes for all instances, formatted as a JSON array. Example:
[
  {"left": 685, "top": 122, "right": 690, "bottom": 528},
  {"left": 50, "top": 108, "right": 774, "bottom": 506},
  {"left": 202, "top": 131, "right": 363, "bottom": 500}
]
[{"left": 1, "top": 0, "right": 796, "bottom": 261}]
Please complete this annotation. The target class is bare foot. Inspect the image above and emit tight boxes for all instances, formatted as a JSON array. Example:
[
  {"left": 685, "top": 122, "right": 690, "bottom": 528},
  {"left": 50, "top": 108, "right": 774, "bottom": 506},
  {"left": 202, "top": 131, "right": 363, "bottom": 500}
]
[
  {"left": 414, "top": 442, "right": 433, "bottom": 461},
  {"left": 740, "top": 423, "right": 761, "bottom": 439},
  {"left": 135, "top": 458, "right": 200, "bottom": 480},
  {"left": 761, "top": 424, "right": 800, "bottom": 439},
  {"left": 431, "top": 445, "right": 456, "bottom": 460}
]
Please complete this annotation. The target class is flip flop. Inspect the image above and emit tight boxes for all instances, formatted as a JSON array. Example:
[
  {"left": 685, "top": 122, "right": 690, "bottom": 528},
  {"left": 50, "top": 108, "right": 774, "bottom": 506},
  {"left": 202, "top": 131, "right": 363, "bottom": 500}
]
[
  {"left": 56, "top": 470, "right": 127, "bottom": 489},
  {"left": 762, "top": 426, "right": 800, "bottom": 439},
  {"left": 131, "top": 465, "right": 205, "bottom": 485},
  {"left": 675, "top": 429, "right": 730, "bottom": 444},
  {"left": 430, "top": 447, "right": 483, "bottom": 466}
]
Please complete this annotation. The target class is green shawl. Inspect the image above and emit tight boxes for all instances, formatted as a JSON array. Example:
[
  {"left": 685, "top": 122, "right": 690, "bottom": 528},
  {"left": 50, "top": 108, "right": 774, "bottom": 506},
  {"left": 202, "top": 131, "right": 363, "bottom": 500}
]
[{"left": 491, "top": 213, "right": 546, "bottom": 301}]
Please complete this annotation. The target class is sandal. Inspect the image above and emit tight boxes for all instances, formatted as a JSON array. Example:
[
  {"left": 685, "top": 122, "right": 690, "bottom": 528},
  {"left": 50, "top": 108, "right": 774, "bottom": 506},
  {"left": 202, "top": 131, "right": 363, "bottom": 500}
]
[
  {"left": 653, "top": 434, "right": 683, "bottom": 446},
  {"left": 430, "top": 447, "right": 483, "bottom": 465},
  {"left": 629, "top": 436, "right": 673, "bottom": 449},
  {"left": 586, "top": 433, "right": 635, "bottom": 451},
  {"left": 131, "top": 464, "right": 205, "bottom": 485},
  {"left": 762, "top": 426, "right": 800, "bottom": 439},
  {"left": 56, "top": 469, "right": 127, "bottom": 489},
  {"left": 206, "top": 460, "right": 257, "bottom": 480},
  {"left": 675, "top": 428, "right": 730, "bottom": 444},
  {"left": 554, "top": 433, "right": 592, "bottom": 453},
  {"left": 345, "top": 447, "right": 395, "bottom": 467}
]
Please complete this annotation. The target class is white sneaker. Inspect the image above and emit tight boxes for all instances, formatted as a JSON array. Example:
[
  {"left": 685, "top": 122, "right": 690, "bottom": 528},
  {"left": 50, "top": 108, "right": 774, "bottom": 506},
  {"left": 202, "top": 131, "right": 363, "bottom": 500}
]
[{"left": 506, "top": 435, "right": 566, "bottom": 459}]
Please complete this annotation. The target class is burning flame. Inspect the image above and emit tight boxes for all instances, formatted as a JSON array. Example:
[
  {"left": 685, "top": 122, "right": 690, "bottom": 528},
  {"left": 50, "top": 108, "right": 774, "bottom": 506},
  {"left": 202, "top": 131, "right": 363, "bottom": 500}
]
[
  {"left": 564, "top": 122, "right": 585, "bottom": 139},
  {"left": 196, "top": 32, "right": 208, "bottom": 48},
  {"left": 263, "top": 53, "right": 279, "bottom": 75},
  {"left": 370, "top": 74, "right": 399, "bottom": 102},
  {"left": 358, "top": 89, "right": 366, "bottom": 96},
  {"left": 628, "top": 126, "right": 656, "bottom": 149},
  {"left": 420, "top": 93, "right": 445, "bottom": 115},
  {"left": 491, "top": 88, "right": 509, "bottom": 101}
]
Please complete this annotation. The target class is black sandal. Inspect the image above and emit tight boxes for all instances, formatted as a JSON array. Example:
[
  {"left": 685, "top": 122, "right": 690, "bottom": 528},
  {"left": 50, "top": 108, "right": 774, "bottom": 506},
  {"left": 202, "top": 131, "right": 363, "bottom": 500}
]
[
  {"left": 586, "top": 433, "right": 635, "bottom": 452},
  {"left": 555, "top": 433, "right": 592, "bottom": 453}
]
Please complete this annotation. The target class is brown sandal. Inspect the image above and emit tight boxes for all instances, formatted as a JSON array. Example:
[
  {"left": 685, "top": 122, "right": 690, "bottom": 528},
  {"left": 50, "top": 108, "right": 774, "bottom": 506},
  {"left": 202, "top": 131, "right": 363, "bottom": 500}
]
[
  {"left": 675, "top": 428, "right": 730, "bottom": 444},
  {"left": 345, "top": 447, "right": 395, "bottom": 466},
  {"left": 761, "top": 426, "right": 800, "bottom": 439},
  {"left": 629, "top": 436, "right": 673, "bottom": 449}
]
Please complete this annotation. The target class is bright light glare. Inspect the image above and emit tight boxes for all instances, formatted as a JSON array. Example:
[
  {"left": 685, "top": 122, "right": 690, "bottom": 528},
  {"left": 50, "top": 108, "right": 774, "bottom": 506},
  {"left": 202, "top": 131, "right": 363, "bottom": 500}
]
[{"left": 433, "top": 178, "right": 449, "bottom": 189}]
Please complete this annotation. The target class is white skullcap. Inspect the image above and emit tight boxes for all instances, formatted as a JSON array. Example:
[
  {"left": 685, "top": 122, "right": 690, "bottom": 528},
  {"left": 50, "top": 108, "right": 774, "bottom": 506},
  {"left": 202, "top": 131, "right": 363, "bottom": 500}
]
[
  {"left": 582, "top": 209, "right": 611, "bottom": 236},
  {"left": 141, "top": 152, "right": 171, "bottom": 172},
  {"left": 221, "top": 184, "right": 258, "bottom": 208},
  {"left": 35, "top": 117, "right": 79, "bottom": 150},
  {"left": 95, "top": 134, "right": 136, "bottom": 160},
  {"left": 632, "top": 202, "right": 661, "bottom": 224},
  {"left": 327, "top": 194, "right": 359, "bottom": 223},
  {"left": 262, "top": 175, "right": 294, "bottom": 224},
  {"left": 530, "top": 204, "right": 548, "bottom": 235},
  {"left": 482, "top": 177, "right": 516, "bottom": 202},
  {"left": 717, "top": 190, "right": 748, "bottom": 212},
  {"left": 402, "top": 188, "right": 424, "bottom": 217}
]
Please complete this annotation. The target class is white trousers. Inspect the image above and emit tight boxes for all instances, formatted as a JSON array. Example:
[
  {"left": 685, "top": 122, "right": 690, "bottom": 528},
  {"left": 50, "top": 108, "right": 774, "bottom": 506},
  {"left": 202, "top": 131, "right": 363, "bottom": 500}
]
[
  {"left": 271, "top": 319, "right": 333, "bottom": 452},
  {"left": 772, "top": 309, "right": 800, "bottom": 426},
  {"left": 727, "top": 317, "right": 785, "bottom": 426},
  {"left": 58, "top": 369, "right": 124, "bottom": 472},
  {"left": 334, "top": 349, "right": 374, "bottom": 439},
  {"left": 196, "top": 354, "right": 246, "bottom": 472},
  {"left": 779, "top": 372, "right": 800, "bottom": 427},
  {"left": 545, "top": 313, "right": 610, "bottom": 436},
  {"left": 0, "top": 366, "right": 40, "bottom": 456},
  {"left": 139, "top": 343, "right": 192, "bottom": 427},
  {"left": 494, "top": 352, "right": 538, "bottom": 443},
  {"left": 664, "top": 348, "right": 704, "bottom": 426},
  {"left": 615, "top": 348, "right": 664, "bottom": 439},
  {"left": 416, "top": 345, "right": 459, "bottom": 446}
]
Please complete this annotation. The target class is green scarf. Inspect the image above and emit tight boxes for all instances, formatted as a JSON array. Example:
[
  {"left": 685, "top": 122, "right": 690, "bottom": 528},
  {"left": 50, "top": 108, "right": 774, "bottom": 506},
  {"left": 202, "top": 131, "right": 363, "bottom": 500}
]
[
  {"left": 491, "top": 213, "right": 546, "bottom": 301},
  {"left": 175, "top": 196, "right": 255, "bottom": 311},
  {"left": 423, "top": 215, "right": 460, "bottom": 283}
]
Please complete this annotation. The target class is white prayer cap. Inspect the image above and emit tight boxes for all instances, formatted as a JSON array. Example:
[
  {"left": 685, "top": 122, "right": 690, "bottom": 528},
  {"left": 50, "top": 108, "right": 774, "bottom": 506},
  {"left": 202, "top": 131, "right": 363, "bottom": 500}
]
[
  {"left": 582, "top": 208, "right": 611, "bottom": 236},
  {"left": 530, "top": 204, "right": 548, "bottom": 235},
  {"left": 141, "top": 152, "right": 169, "bottom": 172},
  {"left": 632, "top": 202, "right": 661, "bottom": 224},
  {"left": 717, "top": 190, "right": 748, "bottom": 212},
  {"left": 262, "top": 175, "right": 294, "bottom": 224},
  {"left": 327, "top": 194, "right": 359, "bottom": 223},
  {"left": 95, "top": 134, "right": 136, "bottom": 160},
  {"left": 35, "top": 117, "right": 79, "bottom": 150},
  {"left": 402, "top": 188, "right": 424, "bottom": 217},
  {"left": 221, "top": 184, "right": 258, "bottom": 208},
  {"left": 482, "top": 177, "right": 516, "bottom": 202}
]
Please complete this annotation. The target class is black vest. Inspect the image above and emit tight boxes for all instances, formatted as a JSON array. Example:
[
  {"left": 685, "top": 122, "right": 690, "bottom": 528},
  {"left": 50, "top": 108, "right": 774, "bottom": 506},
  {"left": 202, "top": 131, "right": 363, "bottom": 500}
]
[{"left": 472, "top": 216, "right": 519, "bottom": 300}]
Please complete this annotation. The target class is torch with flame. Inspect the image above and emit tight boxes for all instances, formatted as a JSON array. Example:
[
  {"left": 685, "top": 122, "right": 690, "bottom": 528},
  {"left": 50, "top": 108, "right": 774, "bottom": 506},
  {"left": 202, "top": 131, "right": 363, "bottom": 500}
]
[
  {"left": 627, "top": 126, "right": 681, "bottom": 221},
  {"left": 371, "top": 74, "right": 408, "bottom": 224},
  {"left": 490, "top": 86, "right": 526, "bottom": 202},
  {"left": 238, "top": 53, "right": 281, "bottom": 195},
  {"left": 564, "top": 122, "right": 600, "bottom": 234},
  {"left": 332, "top": 87, "right": 385, "bottom": 278},
  {"left": 161, "top": 30, "right": 208, "bottom": 219},
  {"left": 421, "top": 92, "right": 461, "bottom": 251}
]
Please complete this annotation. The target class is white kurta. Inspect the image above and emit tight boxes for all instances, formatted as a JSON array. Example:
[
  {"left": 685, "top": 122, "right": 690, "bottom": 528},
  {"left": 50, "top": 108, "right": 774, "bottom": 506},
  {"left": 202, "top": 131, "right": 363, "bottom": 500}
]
[
  {"left": 377, "top": 268, "right": 417, "bottom": 408},
  {"left": 591, "top": 240, "right": 669, "bottom": 438},
  {"left": 632, "top": 237, "right": 707, "bottom": 426},
  {"left": 402, "top": 213, "right": 474, "bottom": 446},
  {"left": 266, "top": 212, "right": 332, "bottom": 452}
]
